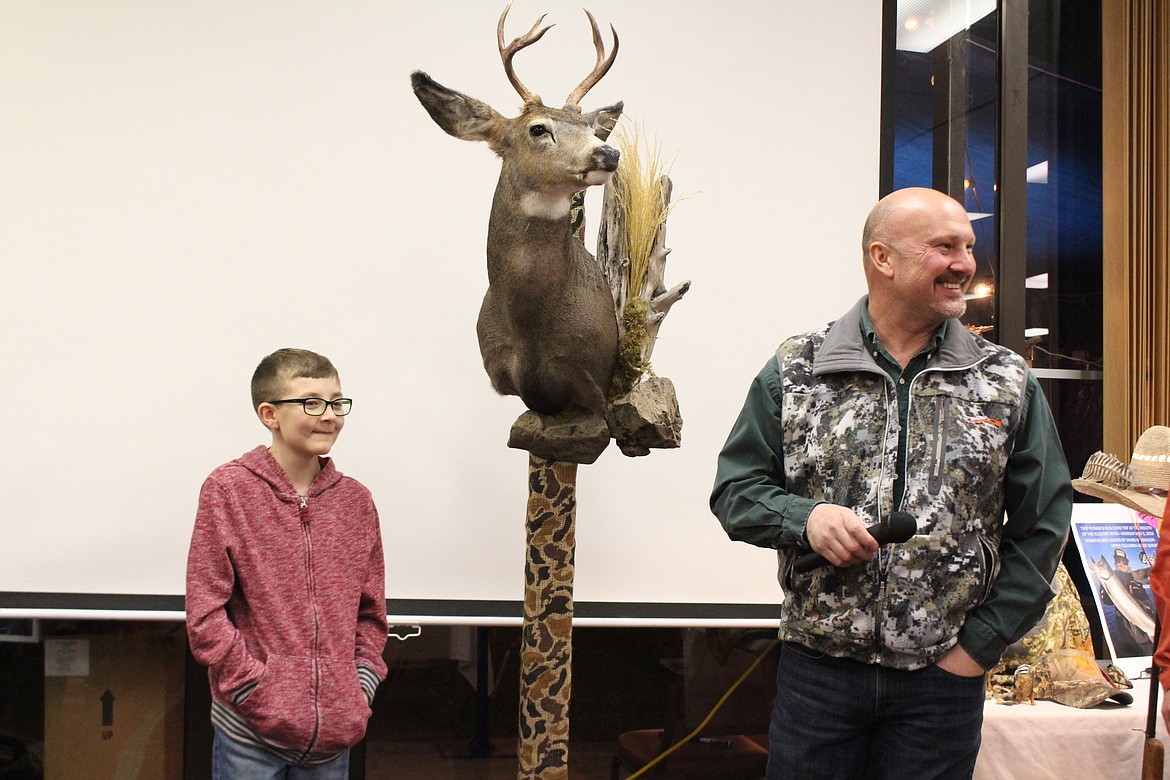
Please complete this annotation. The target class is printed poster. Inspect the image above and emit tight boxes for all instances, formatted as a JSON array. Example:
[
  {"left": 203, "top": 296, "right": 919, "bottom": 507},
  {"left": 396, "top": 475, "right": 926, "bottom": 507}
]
[{"left": 1070, "top": 503, "right": 1159, "bottom": 679}]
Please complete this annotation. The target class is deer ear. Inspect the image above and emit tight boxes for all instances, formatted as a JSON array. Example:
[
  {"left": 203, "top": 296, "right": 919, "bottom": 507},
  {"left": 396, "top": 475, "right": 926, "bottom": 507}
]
[
  {"left": 411, "top": 71, "right": 505, "bottom": 145},
  {"left": 586, "top": 101, "right": 624, "bottom": 142}
]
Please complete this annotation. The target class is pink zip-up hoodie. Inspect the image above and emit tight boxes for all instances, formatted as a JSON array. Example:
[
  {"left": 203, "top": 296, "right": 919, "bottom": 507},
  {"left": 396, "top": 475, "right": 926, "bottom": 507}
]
[{"left": 186, "top": 446, "right": 388, "bottom": 761}]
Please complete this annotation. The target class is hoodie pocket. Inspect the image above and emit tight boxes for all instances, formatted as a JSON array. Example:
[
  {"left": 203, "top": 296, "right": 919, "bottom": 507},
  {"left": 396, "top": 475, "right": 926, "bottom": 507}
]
[
  {"left": 313, "top": 656, "right": 372, "bottom": 753},
  {"left": 236, "top": 654, "right": 315, "bottom": 749}
]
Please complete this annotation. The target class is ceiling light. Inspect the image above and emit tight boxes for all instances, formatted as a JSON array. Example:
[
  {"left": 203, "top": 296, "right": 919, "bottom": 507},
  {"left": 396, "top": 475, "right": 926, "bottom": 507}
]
[{"left": 897, "top": 0, "right": 997, "bottom": 53}]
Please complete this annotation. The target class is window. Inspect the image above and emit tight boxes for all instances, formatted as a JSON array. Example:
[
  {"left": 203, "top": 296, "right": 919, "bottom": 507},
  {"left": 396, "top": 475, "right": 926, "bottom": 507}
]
[{"left": 882, "top": 0, "right": 1103, "bottom": 472}]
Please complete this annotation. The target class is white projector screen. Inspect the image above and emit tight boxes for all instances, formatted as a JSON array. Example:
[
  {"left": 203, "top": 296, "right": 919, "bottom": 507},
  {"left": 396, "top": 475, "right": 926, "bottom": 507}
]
[{"left": 0, "top": 0, "right": 880, "bottom": 624}]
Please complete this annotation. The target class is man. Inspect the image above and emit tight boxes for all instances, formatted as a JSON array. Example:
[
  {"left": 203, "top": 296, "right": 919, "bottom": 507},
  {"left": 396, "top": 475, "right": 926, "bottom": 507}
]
[{"left": 711, "top": 188, "right": 1072, "bottom": 779}]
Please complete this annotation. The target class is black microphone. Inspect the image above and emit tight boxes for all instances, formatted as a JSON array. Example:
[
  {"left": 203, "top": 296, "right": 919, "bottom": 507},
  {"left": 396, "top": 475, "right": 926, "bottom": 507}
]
[{"left": 793, "top": 511, "right": 917, "bottom": 574}]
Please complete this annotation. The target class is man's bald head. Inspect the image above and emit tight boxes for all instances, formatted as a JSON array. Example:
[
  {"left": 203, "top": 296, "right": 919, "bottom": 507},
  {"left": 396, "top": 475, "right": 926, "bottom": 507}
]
[{"left": 862, "top": 188, "right": 967, "bottom": 257}]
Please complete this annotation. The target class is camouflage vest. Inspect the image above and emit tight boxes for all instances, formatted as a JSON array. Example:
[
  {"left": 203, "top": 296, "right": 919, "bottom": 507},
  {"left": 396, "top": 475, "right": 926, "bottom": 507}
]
[{"left": 775, "top": 315, "right": 1030, "bottom": 669}]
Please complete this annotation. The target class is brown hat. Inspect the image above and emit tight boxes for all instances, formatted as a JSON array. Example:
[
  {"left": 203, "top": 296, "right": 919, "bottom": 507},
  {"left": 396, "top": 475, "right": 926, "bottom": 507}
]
[{"left": 1072, "top": 426, "right": 1170, "bottom": 519}]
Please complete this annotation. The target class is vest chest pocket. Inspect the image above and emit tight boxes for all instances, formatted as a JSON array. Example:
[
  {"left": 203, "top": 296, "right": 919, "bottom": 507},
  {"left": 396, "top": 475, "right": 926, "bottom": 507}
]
[
  {"left": 911, "top": 385, "right": 1015, "bottom": 497},
  {"left": 783, "top": 387, "right": 890, "bottom": 507}
]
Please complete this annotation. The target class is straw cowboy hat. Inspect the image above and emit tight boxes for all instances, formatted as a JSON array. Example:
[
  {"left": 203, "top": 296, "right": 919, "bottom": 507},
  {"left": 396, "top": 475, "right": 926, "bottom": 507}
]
[{"left": 1072, "top": 425, "right": 1170, "bottom": 519}]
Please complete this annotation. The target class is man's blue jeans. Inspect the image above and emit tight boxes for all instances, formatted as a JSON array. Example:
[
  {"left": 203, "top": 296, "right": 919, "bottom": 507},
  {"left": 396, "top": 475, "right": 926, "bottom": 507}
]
[
  {"left": 766, "top": 642, "right": 985, "bottom": 780},
  {"left": 212, "top": 728, "right": 351, "bottom": 780}
]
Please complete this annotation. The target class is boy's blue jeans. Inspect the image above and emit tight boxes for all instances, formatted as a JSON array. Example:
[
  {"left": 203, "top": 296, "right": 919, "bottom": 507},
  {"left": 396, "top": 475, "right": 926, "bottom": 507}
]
[
  {"left": 766, "top": 642, "right": 985, "bottom": 780},
  {"left": 212, "top": 728, "right": 351, "bottom": 780}
]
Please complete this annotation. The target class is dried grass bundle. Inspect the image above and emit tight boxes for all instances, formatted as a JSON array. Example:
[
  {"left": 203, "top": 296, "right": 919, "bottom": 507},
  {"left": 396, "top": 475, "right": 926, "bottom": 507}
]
[{"left": 612, "top": 121, "right": 673, "bottom": 298}]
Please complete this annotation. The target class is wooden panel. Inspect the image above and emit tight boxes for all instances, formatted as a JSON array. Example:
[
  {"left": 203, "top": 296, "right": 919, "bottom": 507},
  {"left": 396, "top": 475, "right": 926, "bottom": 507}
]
[{"left": 1102, "top": 0, "right": 1170, "bottom": 456}]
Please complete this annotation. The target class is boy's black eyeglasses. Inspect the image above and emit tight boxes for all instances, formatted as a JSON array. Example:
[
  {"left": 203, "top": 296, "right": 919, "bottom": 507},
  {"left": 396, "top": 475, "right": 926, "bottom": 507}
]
[{"left": 269, "top": 398, "right": 353, "bottom": 417}]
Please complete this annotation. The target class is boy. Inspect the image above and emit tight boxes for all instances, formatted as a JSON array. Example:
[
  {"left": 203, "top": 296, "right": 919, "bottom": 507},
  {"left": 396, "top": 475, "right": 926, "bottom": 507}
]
[{"left": 186, "top": 348, "right": 388, "bottom": 778}]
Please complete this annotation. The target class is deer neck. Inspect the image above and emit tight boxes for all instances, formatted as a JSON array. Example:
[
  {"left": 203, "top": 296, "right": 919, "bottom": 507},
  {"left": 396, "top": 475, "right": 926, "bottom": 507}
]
[{"left": 486, "top": 178, "right": 579, "bottom": 279}]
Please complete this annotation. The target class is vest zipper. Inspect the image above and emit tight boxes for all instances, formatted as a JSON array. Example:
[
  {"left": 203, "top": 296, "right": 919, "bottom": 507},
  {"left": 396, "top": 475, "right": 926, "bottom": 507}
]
[{"left": 876, "top": 377, "right": 895, "bottom": 660}]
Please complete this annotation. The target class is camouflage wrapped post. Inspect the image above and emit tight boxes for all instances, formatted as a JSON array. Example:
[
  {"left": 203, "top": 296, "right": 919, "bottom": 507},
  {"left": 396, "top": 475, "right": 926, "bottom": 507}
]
[{"left": 518, "top": 454, "right": 577, "bottom": 779}]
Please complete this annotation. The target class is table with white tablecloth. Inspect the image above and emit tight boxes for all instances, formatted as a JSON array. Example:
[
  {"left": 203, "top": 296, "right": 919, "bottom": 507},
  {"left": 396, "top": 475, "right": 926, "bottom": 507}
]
[{"left": 975, "top": 679, "right": 1169, "bottom": 779}]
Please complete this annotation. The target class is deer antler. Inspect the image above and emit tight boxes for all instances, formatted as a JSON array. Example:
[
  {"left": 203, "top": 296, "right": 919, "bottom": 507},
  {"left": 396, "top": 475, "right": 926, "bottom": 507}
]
[
  {"left": 564, "top": 10, "right": 619, "bottom": 108},
  {"left": 498, "top": 3, "right": 553, "bottom": 104}
]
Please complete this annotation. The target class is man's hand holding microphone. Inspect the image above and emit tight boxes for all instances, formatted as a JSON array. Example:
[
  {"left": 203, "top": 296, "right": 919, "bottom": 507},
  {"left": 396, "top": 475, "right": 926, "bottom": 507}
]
[{"left": 795, "top": 505, "right": 917, "bottom": 574}]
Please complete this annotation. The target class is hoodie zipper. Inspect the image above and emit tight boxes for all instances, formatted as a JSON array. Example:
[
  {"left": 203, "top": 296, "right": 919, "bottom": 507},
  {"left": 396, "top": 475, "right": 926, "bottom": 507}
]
[{"left": 296, "top": 494, "right": 322, "bottom": 762}]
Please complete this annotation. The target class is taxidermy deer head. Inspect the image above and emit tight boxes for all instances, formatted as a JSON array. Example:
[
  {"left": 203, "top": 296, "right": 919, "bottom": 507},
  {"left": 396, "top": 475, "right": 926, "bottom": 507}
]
[{"left": 411, "top": 5, "right": 623, "bottom": 419}]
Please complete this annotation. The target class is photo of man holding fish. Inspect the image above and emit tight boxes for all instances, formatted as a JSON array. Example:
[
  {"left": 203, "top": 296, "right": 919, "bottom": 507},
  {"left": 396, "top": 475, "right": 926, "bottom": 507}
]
[
  {"left": 1096, "top": 546, "right": 1156, "bottom": 657},
  {"left": 1070, "top": 514, "right": 1157, "bottom": 671}
]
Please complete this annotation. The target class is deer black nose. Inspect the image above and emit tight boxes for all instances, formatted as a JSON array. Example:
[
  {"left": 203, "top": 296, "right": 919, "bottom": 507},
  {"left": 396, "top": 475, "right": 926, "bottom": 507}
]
[{"left": 594, "top": 145, "right": 619, "bottom": 172}]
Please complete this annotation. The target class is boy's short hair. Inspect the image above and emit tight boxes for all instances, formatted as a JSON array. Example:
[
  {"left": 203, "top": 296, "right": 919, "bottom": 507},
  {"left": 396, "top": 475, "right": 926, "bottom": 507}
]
[{"left": 251, "top": 348, "right": 339, "bottom": 412}]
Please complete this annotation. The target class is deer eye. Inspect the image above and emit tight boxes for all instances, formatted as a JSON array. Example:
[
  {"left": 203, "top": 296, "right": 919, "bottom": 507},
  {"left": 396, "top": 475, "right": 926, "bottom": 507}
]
[{"left": 529, "top": 124, "right": 548, "bottom": 137}]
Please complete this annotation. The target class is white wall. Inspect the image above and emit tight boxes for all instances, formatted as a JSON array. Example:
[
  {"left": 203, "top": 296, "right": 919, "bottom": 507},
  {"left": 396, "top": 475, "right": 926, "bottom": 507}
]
[{"left": 0, "top": 0, "right": 880, "bottom": 622}]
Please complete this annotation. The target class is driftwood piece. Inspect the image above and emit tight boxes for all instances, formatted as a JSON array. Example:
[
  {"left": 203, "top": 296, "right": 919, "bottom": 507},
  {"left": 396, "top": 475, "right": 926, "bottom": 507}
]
[
  {"left": 597, "top": 183, "right": 627, "bottom": 316},
  {"left": 597, "top": 167, "right": 688, "bottom": 455},
  {"left": 598, "top": 172, "right": 690, "bottom": 366}
]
